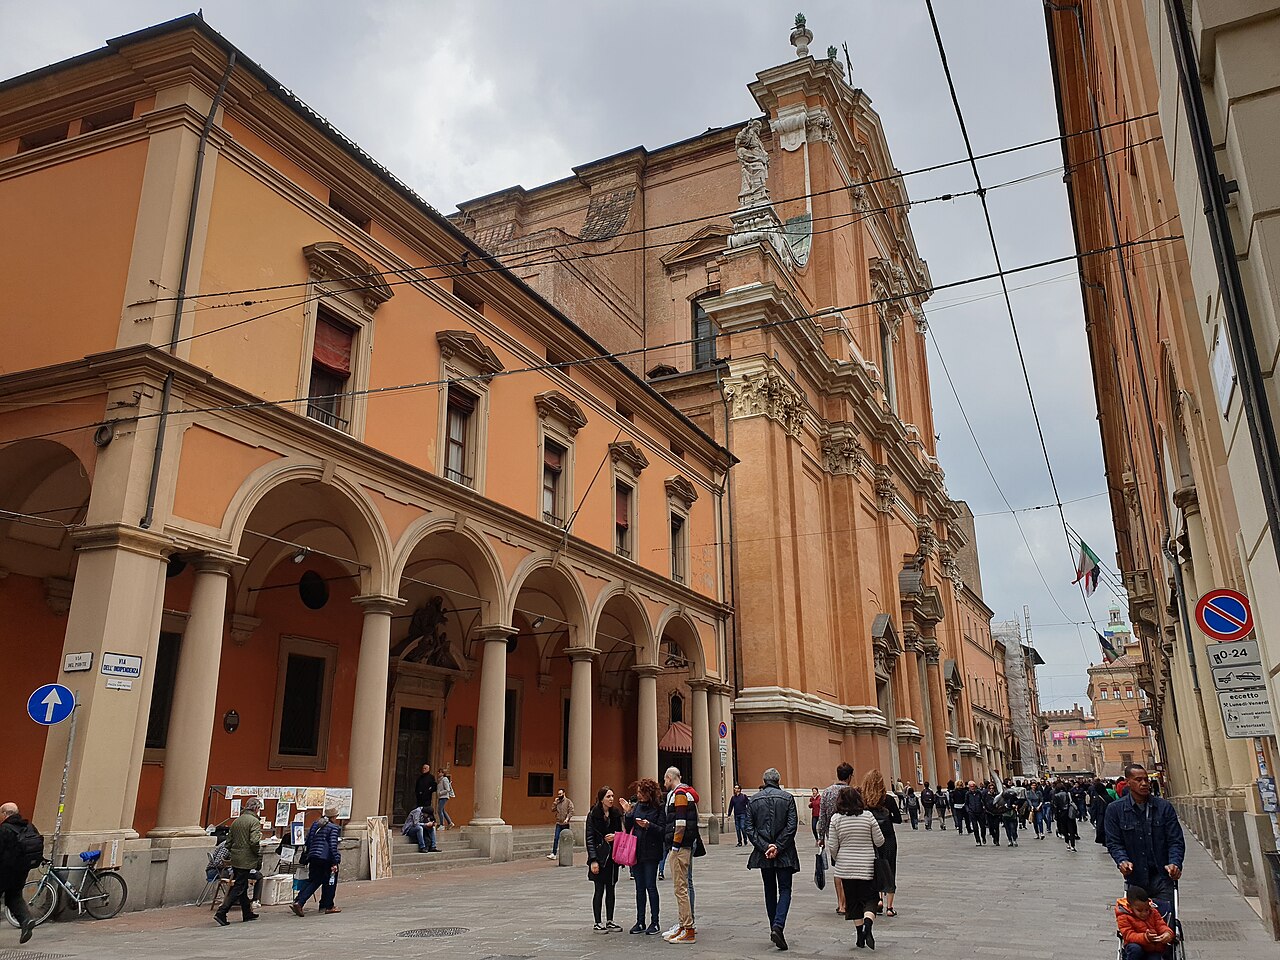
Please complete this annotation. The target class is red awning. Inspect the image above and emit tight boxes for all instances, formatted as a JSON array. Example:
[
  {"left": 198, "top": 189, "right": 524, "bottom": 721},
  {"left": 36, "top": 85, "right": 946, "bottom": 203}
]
[
  {"left": 313, "top": 315, "right": 354, "bottom": 375},
  {"left": 659, "top": 721, "right": 692, "bottom": 754}
]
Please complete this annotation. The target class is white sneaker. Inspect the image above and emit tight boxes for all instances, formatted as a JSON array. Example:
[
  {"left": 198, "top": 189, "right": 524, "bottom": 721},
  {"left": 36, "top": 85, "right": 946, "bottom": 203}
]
[
  {"left": 593, "top": 923, "right": 609, "bottom": 933},
  {"left": 546, "top": 853, "right": 556, "bottom": 860},
  {"left": 662, "top": 923, "right": 684, "bottom": 941}
]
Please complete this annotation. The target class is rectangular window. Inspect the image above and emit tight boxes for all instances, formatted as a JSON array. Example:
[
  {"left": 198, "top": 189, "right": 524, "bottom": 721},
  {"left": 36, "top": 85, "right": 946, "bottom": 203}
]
[
  {"left": 278, "top": 653, "right": 326, "bottom": 756},
  {"left": 670, "top": 513, "right": 687, "bottom": 584},
  {"left": 693, "top": 301, "right": 717, "bottom": 369},
  {"left": 527, "top": 772, "right": 554, "bottom": 797},
  {"left": 453, "top": 283, "right": 483, "bottom": 314},
  {"left": 144, "top": 632, "right": 183, "bottom": 750},
  {"left": 328, "top": 191, "right": 370, "bottom": 231},
  {"left": 307, "top": 310, "right": 353, "bottom": 431},
  {"left": 18, "top": 123, "right": 69, "bottom": 152},
  {"left": 80, "top": 102, "right": 135, "bottom": 133},
  {"left": 444, "top": 387, "right": 476, "bottom": 486},
  {"left": 1126, "top": 687, "right": 1134, "bottom": 699},
  {"left": 615, "top": 482, "right": 634, "bottom": 559},
  {"left": 543, "top": 440, "right": 566, "bottom": 526},
  {"left": 270, "top": 637, "right": 336, "bottom": 770},
  {"left": 880, "top": 322, "right": 898, "bottom": 413}
]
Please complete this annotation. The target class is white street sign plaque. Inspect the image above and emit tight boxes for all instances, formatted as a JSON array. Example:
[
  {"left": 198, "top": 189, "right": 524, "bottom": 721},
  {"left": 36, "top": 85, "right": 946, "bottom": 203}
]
[
  {"left": 1206, "top": 638, "right": 1261, "bottom": 668},
  {"left": 1222, "top": 701, "right": 1275, "bottom": 738},
  {"left": 1210, "top": 665, "right": 1267, "bottom": 691},
  {"left": 63, "top": 652, "right": 93, "bottom": 673},
  {"left": 100, "top": 652, "right": 142, "bottom": 679}
]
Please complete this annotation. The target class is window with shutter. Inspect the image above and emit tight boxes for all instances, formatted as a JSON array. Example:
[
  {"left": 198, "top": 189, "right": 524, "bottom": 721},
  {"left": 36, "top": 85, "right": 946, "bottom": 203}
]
[
  {"left": 615, "top": 482, "right": 633, "bottom": 558},
  {"left": 307, "top": 310, "right": 354, "bottom": 430},
  {"left": 542, "top": 440, "right": 565, "bottom": 525},
  {"left": 444, "top": 387, "right": 477, "bottom": 486}
]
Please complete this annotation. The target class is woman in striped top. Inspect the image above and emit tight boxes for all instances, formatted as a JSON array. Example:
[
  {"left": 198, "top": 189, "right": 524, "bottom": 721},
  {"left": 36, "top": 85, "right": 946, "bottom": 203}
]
[{"left": 827, "top": 787, "right": 886, "bottom": 950}]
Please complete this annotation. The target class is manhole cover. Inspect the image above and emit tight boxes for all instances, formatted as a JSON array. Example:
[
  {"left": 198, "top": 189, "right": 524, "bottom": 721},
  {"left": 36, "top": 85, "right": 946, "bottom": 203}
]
[
  {"left": 398, "top": 927, "right": 469, "bottom": 938},
  {"left": 0, "top": 952, "right": 71, "bottom": 960},
  {"left": 1181, "top": 920, "right": 1243, "bottom": 941}
]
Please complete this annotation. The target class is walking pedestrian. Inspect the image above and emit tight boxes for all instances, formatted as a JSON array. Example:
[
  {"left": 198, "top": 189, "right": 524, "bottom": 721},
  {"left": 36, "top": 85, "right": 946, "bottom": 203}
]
[
  {"left": 437, "top": 768, "right": 455, "bottom": 829},
  {"left": 415, "top": 763, "right": 438, "bottom": 813},
  {"left": 1104, "top": 763, "right": 1184, "bottom": 914},
  {"left": 586, "top": 786, "right": 623, "bottom": 932},
  {"left": 1053, "top": 781, "right": 1079, "bottom": 852},
  {"left": 817, "top": 762, "right": 856, "bottom": 916},
  {"left": 1090, "top": 778, "right": 1114, "bottom": 846},
  {"left": 951, "top": 780, "right": 970, "bottom": 834},
  {"left": 546, "top": 788, "right": 575, "bottom": 860},
  {"left": 291, "top": 806, "right": 343, "bottom": 916},
  {"left": 827, "top": 787, "right": 885, "bottom": 950},
  {"left": 808, "top": 787, "right": 822, "bottom": 842},
  {"left": 625, "top": 778, "right": 666, "bottom": 935},
  {"left": 861, "top": 770, "right": 900, "bottom": 917},
  {"left": 745, "top": 768, "right": 799, "bottom": 951},
  {"left": 965, "top": 781, "right": 986, "bottom": 846},
  {"left": 0, "top": 802, "right": 42, "bottom": 944},
  {"left": 1072, "top": 781, "right": 1089, "bottom": 822},
  {"left": 935, "top": 783, "right": 949, "bottom": 830},
  {"left": 981, "top": 783, "right": 1002, "bottom": 846},
  {"left": 729, "top": 785, "right": 749, "bottom": 847},
  {"left": 661, "top": 766, "right": 700, "bottom": 943},
  {"left": 216, "top": 797, "right": 264, "bottom": 926},
  {"left": 904, "top": 787, "right": 920, "bottom": 830},
  {"left": 998, "top": 785, "right": 1021, "bottom": 846},
  {"left": 920, "top": 783, "right": 936, "bottom": 830}
]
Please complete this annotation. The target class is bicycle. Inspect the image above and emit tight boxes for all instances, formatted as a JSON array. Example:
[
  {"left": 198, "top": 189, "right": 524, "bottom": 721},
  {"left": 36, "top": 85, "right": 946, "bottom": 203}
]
[{"left": 2, "top": 850, "right": 128, "bottom": 928}]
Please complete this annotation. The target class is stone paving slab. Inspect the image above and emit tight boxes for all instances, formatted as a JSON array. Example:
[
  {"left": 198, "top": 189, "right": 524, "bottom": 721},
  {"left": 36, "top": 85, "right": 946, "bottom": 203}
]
[{"left": 5, "top": 820, "right": 1278, "bottom": 959}]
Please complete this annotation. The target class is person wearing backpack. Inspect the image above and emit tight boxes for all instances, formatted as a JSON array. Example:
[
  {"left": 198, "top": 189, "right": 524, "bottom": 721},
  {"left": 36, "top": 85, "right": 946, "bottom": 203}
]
[
  {"left": 904, "top": 787, "right": 920, "bottom": 830},
  {"left": 0, "top": 802, "right": 41, "bottom": 944},
  {"left": 920, "top": 784, "right": 936, "bottom": 830}
]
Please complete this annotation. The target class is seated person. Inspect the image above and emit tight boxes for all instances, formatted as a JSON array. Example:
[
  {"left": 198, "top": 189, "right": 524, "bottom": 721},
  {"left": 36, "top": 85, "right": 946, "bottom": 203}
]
[
  {"left": 402, "top": 805, "right": 439, "bottom": 853},
  {"left": 1116, "top": 886, "right": 1175, "bottom": 960}
]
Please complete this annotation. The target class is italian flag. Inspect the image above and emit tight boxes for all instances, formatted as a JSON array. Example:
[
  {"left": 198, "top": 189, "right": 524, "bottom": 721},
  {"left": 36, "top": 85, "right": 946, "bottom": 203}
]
[{"left": 1073, "top": 539, "right": 1101, "bottom": 597}]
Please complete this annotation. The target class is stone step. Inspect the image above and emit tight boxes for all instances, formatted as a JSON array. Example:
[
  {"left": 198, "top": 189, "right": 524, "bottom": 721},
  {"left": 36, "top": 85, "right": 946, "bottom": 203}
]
[
  {"left": 391, "top": 847, "right": 486, "bottom": 866},
  {"left": 391, "top": 853, "right": 493, "bottom": 878}
]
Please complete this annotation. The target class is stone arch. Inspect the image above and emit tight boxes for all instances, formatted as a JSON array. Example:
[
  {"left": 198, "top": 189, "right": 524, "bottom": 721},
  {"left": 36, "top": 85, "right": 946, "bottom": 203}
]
[
  {"left": 222, "top": 457, "right": 392, "bottom": 597},
  {"left": 504, "top": 553, "right": 590, "bottom": 653},
  {"left": 0, "top": 438, "right": 93, "bottom": 580},
  {"left": 590, "top": 583, "right": 656, "bottom": 665},
  {"left": 391, "top": 517, "right": 505, "bottom": 617},
  {"left": 654, "top": 606, "right": 708, "bottom": 680}
]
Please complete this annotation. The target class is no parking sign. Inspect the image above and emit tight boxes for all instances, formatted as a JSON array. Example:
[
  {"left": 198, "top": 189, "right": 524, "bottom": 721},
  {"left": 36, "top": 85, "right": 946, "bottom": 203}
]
[{"left": 1195, "top": 589, "right": 1254, "bottom": 642}]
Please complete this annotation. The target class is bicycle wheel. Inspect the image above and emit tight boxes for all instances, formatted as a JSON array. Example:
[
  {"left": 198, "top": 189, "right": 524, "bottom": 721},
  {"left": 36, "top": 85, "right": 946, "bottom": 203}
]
[
  {"left": 82, "top": 871, "right": 127, "bottom": 920},
  {"left": 18, "top": 877, "right": 60, "bottom": 927}
]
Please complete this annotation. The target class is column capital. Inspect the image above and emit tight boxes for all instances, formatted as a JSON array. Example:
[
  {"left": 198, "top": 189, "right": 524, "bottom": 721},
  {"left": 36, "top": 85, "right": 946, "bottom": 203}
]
[
  {"left": 191, "top": 551, "right": 244, "bottom": 576},
  {"left": 566, "top": 646, "right": 598, "bottom": 663},
  {"left": 352, "top": 593, "right": 407, "bottom": 615},
  {"left": 632, "top": 663, "right": 663, "bottom": 679},
  {"left": 687, "top": 678, "right": 714, "bottom": 693},
  {"left": 475, "top": 623, "right": 518, "bottom": 641},
  {"left": 70, "top": 522, "right": 178, "bottom": 560}
]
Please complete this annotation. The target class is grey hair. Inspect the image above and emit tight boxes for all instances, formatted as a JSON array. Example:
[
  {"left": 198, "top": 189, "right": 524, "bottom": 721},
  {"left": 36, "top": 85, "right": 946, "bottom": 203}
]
[
  {"left": 664, "top": 766, "right": 683, "bottom": 782},
  {"left": 244, "top": 797, "right": 263, "bottom": 812},
  {"left": 762, "top": 767, "right": 781, "bottom": 786}
]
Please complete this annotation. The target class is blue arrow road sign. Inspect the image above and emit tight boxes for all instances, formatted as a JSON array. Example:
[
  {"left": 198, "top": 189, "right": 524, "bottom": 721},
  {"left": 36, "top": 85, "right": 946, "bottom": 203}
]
[{"left": 27, "top": 683, "right": 75, "bottom": 725}]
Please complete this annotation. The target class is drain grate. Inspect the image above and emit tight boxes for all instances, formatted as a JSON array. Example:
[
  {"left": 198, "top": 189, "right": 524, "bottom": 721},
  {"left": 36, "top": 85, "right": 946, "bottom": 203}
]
[
  {"left": 398, "top": 927, "right": 469, "bottom": 938},
  {"left": 0, "top": 952, "right": 72, "bottom": 960},
  {"left": 1181, "top": 920, "right": 1244, "bottom": 941}
]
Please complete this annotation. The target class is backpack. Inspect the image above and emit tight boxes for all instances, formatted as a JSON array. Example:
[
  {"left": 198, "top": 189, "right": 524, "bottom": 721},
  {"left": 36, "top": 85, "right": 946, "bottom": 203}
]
[
  {"left": 905, "top": 794, "right": 919, "bottom": 811},
  {"left": 11, "top": 820, "right": 45, "bottom": 870},
  {"left": 1053, "top": 791, "right": 1071, "bottom": 814},
  {"left": 992, "top": 794, "right": 1008, "bottom": 815}
]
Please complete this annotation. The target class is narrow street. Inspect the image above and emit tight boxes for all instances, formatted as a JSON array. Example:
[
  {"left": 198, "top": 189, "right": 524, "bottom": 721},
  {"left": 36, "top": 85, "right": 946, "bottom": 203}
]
[{"left": 10, "top": 822, "right": 1277, "bottom": 959}]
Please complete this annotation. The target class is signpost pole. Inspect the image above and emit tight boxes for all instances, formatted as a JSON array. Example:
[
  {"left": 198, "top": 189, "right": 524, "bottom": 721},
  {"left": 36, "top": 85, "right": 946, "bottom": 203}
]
[{"left": 52, "top": 695, "right": 78, "bottom": 859}]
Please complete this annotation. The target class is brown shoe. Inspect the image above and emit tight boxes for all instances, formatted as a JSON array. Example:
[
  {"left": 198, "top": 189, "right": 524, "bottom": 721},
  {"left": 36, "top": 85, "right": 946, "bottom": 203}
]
[
  {"left": 290, "top": 903, "right": 304, "bottom": 917},
  {"left": 324, "top": 907, "right": 342, "bottom": 914},
  {"left": 672, "top": 927, "right": 696, "bottom": 943}
]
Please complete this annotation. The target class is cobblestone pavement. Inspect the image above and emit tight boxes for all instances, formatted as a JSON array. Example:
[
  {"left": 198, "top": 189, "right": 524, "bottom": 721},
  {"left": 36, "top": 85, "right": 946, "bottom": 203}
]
[{"left": 6, "top": 819, "right": 1279, "bottom": 959}]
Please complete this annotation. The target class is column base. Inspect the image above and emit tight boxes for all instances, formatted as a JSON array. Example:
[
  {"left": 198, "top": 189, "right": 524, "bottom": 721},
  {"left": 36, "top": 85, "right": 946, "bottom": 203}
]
[
  {"left": 148, "top": 825, "right": 211, "bottom": 839},
  {"left": 468, "top": 820, "right": 513, "bottom": 861}
]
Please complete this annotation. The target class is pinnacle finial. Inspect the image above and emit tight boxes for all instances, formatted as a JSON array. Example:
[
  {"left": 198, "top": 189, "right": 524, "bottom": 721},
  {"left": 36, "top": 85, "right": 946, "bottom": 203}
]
[{"left": 790, "top": 12, "right": 813, "bottom": 58}]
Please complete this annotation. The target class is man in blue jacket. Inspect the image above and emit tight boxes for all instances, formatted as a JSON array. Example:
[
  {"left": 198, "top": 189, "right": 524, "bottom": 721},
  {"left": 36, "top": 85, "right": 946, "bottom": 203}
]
[{"left": 1104, "top": 763, "right": 1184, "bottom": 913}]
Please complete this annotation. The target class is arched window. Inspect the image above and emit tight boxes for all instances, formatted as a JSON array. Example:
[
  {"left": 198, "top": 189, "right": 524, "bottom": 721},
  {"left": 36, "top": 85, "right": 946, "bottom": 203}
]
[
  {"left": 669, "top": 692, "right": 685, "bottom": 724},
  {"left": 1099, "top": 688, "right": 1109, "bottom": 700},
  {"left": 1125, "top": 686, "right": 1134, "bottom": 699}
]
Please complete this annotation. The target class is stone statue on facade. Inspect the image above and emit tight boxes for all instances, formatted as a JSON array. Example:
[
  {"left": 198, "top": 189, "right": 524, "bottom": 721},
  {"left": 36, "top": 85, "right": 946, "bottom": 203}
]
[{"left": 735, "top": 119, "right": 771, "bottom": 208}]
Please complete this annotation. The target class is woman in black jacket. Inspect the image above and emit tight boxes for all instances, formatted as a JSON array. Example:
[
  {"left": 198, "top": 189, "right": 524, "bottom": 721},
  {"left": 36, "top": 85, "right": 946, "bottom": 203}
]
[
  {"left": 1089, "top": 779, "right": 1113, "bottom": 845},
  {"left": 623, "top": 778, "right": 666, "bottom": 935},
  {"left": 861, "top": 770, "right": 902, "bottom": 916},
  {"left": 586, "top": 786, "right": 624, "bottom": 932}
]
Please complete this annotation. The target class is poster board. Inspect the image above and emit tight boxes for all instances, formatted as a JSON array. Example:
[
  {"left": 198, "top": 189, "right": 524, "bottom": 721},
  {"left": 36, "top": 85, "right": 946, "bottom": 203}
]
[{"left": 367, "top": 816, "right": 393, "bottom": 881}]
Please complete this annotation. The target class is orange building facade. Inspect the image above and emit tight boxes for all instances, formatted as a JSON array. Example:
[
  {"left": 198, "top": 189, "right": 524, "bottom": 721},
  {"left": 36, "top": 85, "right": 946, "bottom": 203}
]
[
  {"left": 452, "top": 18, "right": 991, "bottom": 793},
  {"left": 0, "top": 17, "right": 735, "bottom": 904}
]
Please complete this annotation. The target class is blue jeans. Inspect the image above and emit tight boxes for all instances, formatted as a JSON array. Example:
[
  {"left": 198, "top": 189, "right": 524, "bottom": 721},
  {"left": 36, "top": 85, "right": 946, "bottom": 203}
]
[
  {"left": 1036, "top": 804, "right": 1053, "bottom": 835},
  {"left": 551, "top": 822, "right": 569, "bottom": 854},
  {"left": 438, "top": 798, "right": 453, "bottom": 827},
  {"left": 760, "top": 866, "right": 793, "bottom": 931},
  {"left": 1122, "top": 944, "right": 1169, "bottom": 960},
  {"left": 632, "top": 860, "right": 660, "bottom": 925},
  {"left": 406, "top": 823, "right": 437, "bottom": 851},
  {"left": 736, "top": 814, "right": 748, "bottom": 844},
  {"left": 1003, "top": 818, "right": 1018, "bottom": 843}
]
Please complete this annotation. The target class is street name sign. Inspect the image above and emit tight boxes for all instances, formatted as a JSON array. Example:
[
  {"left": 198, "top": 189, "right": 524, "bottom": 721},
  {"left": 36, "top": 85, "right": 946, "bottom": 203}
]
[
  {"left": 63, "top": 652, "right": 93, "bottom": 673},
  {"left": 27, "top": 683, "right": 75, "bottom": 725},
  {"left": 100, "top": 652, "right": 142, "bottom": 679}
]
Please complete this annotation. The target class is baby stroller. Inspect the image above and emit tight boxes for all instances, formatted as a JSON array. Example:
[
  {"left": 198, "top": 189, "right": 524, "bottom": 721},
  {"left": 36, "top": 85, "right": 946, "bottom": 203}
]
[{"left": 1115, "top": 885, "right": 1186, "bottom": 960}]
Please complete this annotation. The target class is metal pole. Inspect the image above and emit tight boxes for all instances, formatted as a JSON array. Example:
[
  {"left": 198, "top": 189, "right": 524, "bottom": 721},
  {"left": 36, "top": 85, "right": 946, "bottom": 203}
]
[{"left": 53, "top": 696, "right": 78, "bottom": 860}]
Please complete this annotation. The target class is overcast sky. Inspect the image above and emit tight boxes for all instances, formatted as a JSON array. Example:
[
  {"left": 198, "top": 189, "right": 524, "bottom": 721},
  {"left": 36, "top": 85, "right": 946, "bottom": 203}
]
[{"left": 1, "top": 0, "right": 1130, "bottom": 713}]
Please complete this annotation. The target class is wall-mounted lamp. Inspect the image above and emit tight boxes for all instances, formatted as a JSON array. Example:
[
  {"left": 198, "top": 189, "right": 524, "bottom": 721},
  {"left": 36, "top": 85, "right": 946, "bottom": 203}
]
[
  {"left": 223, "top": 709, "right": 240, "bottom": 734},
  {"left": 530, "top": 616, "right": 546, "bottom": 629},
  {"left": 291, "top": 547, "right": 310, "bottom": 564}
]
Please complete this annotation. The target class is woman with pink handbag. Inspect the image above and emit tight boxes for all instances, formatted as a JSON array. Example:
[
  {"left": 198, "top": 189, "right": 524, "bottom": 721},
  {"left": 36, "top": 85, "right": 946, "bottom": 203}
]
[
  {"left": 623, "top": 778, "right": 667, "bottom": 935},
  {"left": 586, "top": 787, "right": 624, "bottom": 932}
]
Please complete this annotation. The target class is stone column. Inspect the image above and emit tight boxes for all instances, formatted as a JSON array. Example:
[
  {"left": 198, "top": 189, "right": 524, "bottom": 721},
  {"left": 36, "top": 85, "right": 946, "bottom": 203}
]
[
  {"left": 347, "top": 595, "right": 405, "bottom": 824},
  {"left": 151, "top": 556, "right": 236, "bottom": 836},
  {"left": 924, "top": 648, "right": 949, "bottom": 785},
  {"left": 689, "top": 681, "right": 712, "bottom": 805},
  {"left": 472, "top": 625, "right": 517, "bottom": 860},
  {"left": 707, "top": 684, "right": 727, "bottom": 821},
  {"left": 567, "top": 648, "right": 596, "bottom": 841},
  {"left": 634, "top": 664, "right": 661, "bottom": 781}
]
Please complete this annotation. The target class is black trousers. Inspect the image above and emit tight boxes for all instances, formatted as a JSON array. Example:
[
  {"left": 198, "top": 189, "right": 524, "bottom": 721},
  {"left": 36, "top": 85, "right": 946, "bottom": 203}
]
[
  {"left": 3, "top": 884, "right": 29, "bottom": 927},
  {"left": 216, "top": 867, "right": 256, "bottom": 920}
]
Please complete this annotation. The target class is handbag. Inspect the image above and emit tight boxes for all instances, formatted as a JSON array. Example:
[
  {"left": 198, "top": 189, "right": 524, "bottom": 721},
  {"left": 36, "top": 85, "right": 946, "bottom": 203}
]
[
  {"left": 872, "top": 848, "right": 892, "bottom": 890},
  {"left": 814, "top": 848, "right": 827, "bottom": 890},
  {"left": 692, "top": 834, "right": 707, "bottom": 858},
  {"left": 612, "top": 827, "right": 638, "bottom": 867}
]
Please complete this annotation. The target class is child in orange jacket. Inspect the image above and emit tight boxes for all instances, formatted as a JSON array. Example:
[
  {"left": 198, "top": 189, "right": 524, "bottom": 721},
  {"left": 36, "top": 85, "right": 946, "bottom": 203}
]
[{"left": 1116, "top": 886, "right": 1175, "bottom": 960}]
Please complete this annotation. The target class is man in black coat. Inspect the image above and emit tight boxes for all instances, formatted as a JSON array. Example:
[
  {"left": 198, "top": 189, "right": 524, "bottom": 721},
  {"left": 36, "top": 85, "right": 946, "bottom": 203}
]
[
  {"left": 745, "top": 768, "right": 800, "bottom": 951},
  {"left": 0, "top": 802, "right": 38, "bottom": 944},
  {"left": 414, "top": 764, "right": 438, "bottom": 811}
]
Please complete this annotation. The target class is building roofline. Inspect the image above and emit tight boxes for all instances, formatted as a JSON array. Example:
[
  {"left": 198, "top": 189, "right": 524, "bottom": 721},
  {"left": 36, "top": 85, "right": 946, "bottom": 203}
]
[{"left": 0, "top": 14, "right": 733, "bottom": 466}]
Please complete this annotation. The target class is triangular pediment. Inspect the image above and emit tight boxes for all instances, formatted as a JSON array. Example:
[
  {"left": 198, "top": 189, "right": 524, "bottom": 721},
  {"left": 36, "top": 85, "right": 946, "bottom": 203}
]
[{"left": 660, "top": 224, "right": 731, "bottom": 271}]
